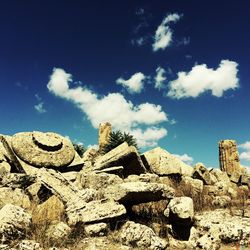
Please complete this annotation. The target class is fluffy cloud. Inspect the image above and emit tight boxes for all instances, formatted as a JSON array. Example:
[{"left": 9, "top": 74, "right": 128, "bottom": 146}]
[
  {"left": 167, "top": 60, "right": 239, "bottom": 99},
  {"left": 173, "top": 153, "right": 194, "bottom": 165},
  {"left": 34, "top": 94, "right": 46, "bottom": 114},
  {"left": 131, "top": 127, "right": 167, "bottom": 148},
  {"left": 153, "top": 13, "right": 181, "bottom": 52},
  {"left": 116, "top": 72, "right": 146, "bottom": 94},
  {"left": 239, "top": 141, "right": 250, "bottom": 161},
  {"left": 47, "top": 68, "right": 168, "bottom": 147},
  {"left": 155, "top": 67, "right": 167, "bottom": 90}
]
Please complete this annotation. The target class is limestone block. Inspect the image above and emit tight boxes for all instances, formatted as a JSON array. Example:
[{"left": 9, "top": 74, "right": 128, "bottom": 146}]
[
  {"left": 0, "top": 204, "right": 31, "bottom": 242},
  {"left": 93, "top": 142, "right": 146, "bottom": 177},
  {"left": 104, "top": 181, "right": 175, "bottom": 205},
  {"left": 143, "top": 147, "right": 193, "bottom": 176},
  {"left": 76, "top": 171, "right": 123, "bottom": 190},
  {"left": 84, "top": 222, "right": 108, "bottom": 237},
  {"left": 66, "top": 200, "right": 126, "bottom": 226},
  {"left": 119, "top": 221, "right": 168, "bottom": 250},
  {"left": 18, "top": 240, "right": 41, "bottom": 250},
  {"left": 165, "top": 197, "right": 194, "bottom": 224},
  {"left": 46, "top": 222, "right": 71, "bottom": 241},
  {"left": 0, "top": 187, "right": 31, "bottom": 209},
  {"left": 192, "top": 163, "right": 215, "bottom": 185}
]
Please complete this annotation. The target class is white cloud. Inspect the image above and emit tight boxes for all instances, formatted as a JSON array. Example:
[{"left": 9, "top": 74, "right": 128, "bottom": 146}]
[
  {"left": 47, "top": 68, "right": 168, "bottom": 148},
  {"left": 131, "top": 127, "right": 167, "bottom": 148},
  {"left": 87, "top": 144, "right": 98, "bottom": 150},
  {"left": 155, "top": 67, "right": 167, "bottom": 90},
  {"left": 152, "top": 13, "right": 181, "bottom": 52},
  {"left": 116, "top": 72, "right": 146, "bottom": 94},
  {"left": 173, "top": 153, "right": 194, "bottom": 165},
  {"left": 167, "top": 60, "right": 239, "bottom": 99},
  {"left": 239, "top": 141, "right": 250, "bottom": 161},
  {"left": 34, "top": 94, "right": 46, "bottom": 114}
]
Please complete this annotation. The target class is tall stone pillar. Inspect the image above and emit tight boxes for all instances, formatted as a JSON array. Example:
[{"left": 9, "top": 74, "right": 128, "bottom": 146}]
[
  {"left": 219, "top": 140, "right": 240, "bottom": 176},
  {"left": 98, "top": 122, "right": 112, "bottom": 152}
]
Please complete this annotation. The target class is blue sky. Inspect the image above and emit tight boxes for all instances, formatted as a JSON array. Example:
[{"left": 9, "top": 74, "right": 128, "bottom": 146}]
[{"left": 1, "top": 0, "right": 250, "bottom": 168}]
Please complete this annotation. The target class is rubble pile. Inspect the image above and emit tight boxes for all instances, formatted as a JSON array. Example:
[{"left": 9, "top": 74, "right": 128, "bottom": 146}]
[{"left": 0, "top": 127, "right": 249, "bottom": 249}]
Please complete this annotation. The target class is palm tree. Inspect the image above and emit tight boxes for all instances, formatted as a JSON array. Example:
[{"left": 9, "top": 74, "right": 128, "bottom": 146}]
[{"left": 102, "top": 130, "right": 138, "bottom": 154}]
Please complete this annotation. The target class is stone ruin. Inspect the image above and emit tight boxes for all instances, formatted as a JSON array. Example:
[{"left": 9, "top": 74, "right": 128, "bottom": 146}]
[
  {"left": 0, "top": 127, "right": 249, "bottom": 249},
  {"left": 219, "top": 139, "right": 248, "bottom": 184}
]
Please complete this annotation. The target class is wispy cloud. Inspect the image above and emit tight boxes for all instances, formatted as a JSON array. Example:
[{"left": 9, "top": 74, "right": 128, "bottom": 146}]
[
  {"left": 153, "top": 13, "right": 182, "bottom": 52},
  {"left": 239, "top": 141, "right": 250, "bottom": 161},
  {"left": 34, "top": 94, "right": 46, "bottom": 114},
  {"left": 116, "top": 72, "right": 146, "bottom": 94},
  {"left": 167, "top": 60, "right": 239, "bottom": 99},
  {"left": 47, "top": 68, "right": 168, "bottom": 148},
  {"left": 154, "top": 67, "right": 167, "bottom": 90},
  {"left": 174, "top": 153, "right": 194, "bottom": 165}
]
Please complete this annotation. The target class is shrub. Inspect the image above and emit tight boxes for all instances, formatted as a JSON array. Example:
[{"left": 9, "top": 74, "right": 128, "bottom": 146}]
[
  {"left": 73, "top": 143, "right": 86, "bottom": 157},
  {"left": 102, "top": 130, "right": 138, "bottom": 154}
]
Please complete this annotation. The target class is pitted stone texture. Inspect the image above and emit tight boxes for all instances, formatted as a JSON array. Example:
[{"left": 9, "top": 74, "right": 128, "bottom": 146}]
[
  {"left": 46, "top": 222, "right": 71, "bottom": 241},
  {"left": 66, "top": 200, "right": 126, "bottom": 226},
  {"left": 0, "top": 204, "right": 32, "bottom": 242},
  {"left": 11, "top": 131, "right": 75, "bottom": 168},
  {"left": 119, "top": 221, "right": 168, "bottom": 250},
  {"left": 219, "top": 140, "right": 241, "bottom": 176},
  {"left": 18, "top": 240, "right": 41, "bottom": 250},
  {"left": 165, "top": 197, "right": 194, "bottom": 224},
  {"left": 84, "top": 223, "right": 108, "bottom": 237}
]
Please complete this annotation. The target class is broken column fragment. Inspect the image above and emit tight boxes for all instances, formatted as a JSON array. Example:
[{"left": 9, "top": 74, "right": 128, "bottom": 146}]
[
  {"left": 98, "top": 122, "right": 112, "bottom": 153},
  {"left": 219, "top": 140, "right": 241, "bottom": 176}
]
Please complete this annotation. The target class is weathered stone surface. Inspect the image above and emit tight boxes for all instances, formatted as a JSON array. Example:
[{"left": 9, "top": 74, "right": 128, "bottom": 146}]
[
  {"left": 143, "top": 147, "right": 193, "bottom": 176},
  {"left": 77, "top": 237, "right": 130, "bottom": 250},
  {"left": 180, "top": 176, "right": 203, "bottom": 195},
  {"left": 196, "top": 234, "right": 221, "bottom": 250},
  {"left": 105, "top": 181, "right": 175, "bottom": 205},
  {"left": 76, "top": 171, "right": 123, "bottom": 190},
  {"left": 165, "top": 197, "right": 194, "bottom": 224},
  {"left": 125, "top": 173, "right": 160, "bottom": 183},
  {"left": 84, "top": 222, "right": 108, "bottom": 237},
  {"left": 0, "top": 187, "right": 31, "bottom": 209},
  {"left": 82, "top": 148, "right": 98, "bottom": 165},
  {"left": 46, "top": 222, "right": 71, "bottom": 241},
  {"left": 93, "top": 142, "right": 146, "bottom": 177},
  {"left": 36, "top": 168, "right": 95, "bottom": 204},
  {"left": 219, "top": 140, "right": 241, "bottom": 176},
  {"left": 192, "top": 163, "right": 216, "bottom": 185},
  {"left": 98, "top": 122, "right": 112, "bottom": 152},
  {"left": 210, "top": 169, "right": 230, "bottom": 184},
  {"left": 18, "top": 240, "right": 41, "bottom": 250},
  {"left": 195, "top": 209, "right": 250, "bottom": 247},
  {"left": 32, "top": 195, "right": 65, "bottom": 225},
  {"left": 61, "top": 171, "right": 78, "bottom": 182},
  {"left": 0, "top": 204, "right": 31, "bottom": 242},
  {"left": 0, "top": 135, "right": 26, "bottom": 173},
  {"left": 11, "top": 131, "right": 75, "bottom": 168},
  {"left": 119, "top": 221, "right": 168, "bottom": 250},
  {"left": 0, "top": 162, "right": 11, "bottom": 175},
  {"left": 0, "top": 173, "right": 36, "bottom": 189},
  {"left": 66, "top": 200, "right": 126, "bottom": 226}
]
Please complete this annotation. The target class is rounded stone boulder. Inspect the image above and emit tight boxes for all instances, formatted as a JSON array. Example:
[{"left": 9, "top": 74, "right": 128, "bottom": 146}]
[{"left": 11, "top": 131, "right": 75, "bottom": 168}]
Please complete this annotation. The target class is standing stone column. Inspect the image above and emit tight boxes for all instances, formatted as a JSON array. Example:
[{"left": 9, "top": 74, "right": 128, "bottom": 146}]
[
  {"left": 98, "top": 122, "right": 112, "bottom": 152},
  {"left": 219, "top": 140, "right": 240, "bottom": 176}
]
